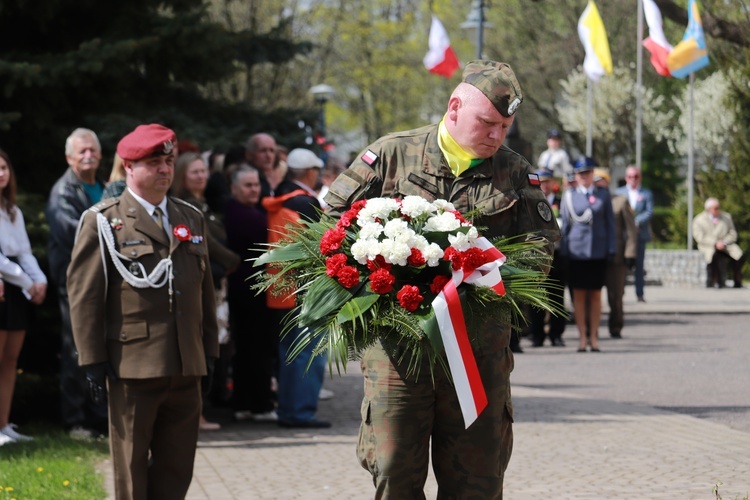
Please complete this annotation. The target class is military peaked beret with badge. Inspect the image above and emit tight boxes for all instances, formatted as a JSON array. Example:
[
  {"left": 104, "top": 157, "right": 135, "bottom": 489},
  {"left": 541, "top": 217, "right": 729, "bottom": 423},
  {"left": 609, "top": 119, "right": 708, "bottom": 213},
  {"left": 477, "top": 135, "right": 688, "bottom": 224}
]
[
  {"left": 117, "top": 124, "right": 177, "bottom": 161},
  {"left": 462, "top": 60, "right": 523, "bottom": 117}
]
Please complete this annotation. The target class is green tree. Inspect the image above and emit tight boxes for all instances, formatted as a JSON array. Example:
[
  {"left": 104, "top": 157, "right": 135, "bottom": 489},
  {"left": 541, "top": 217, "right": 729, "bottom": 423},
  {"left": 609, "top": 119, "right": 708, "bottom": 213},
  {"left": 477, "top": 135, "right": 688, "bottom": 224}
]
[{"left": 0, "top": 0, "right": 312, "bottom": 195}]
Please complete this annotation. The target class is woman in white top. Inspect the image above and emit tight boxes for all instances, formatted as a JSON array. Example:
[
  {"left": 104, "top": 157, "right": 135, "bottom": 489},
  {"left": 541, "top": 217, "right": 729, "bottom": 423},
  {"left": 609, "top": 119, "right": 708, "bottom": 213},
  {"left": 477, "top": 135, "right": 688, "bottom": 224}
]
[{"left": 0, "top": 148, "right": 47, "bottom": 446}]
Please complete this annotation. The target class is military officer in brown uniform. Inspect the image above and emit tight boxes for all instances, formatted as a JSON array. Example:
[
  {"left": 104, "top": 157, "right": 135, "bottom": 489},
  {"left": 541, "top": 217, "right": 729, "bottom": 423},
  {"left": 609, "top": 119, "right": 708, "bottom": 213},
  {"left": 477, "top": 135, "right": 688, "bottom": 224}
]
[
  {"left": 67, "top": 124, "right": 218, "bottom": 500},
  {"left": 325, "top": 61, "right": 560, "bottom": 498}
]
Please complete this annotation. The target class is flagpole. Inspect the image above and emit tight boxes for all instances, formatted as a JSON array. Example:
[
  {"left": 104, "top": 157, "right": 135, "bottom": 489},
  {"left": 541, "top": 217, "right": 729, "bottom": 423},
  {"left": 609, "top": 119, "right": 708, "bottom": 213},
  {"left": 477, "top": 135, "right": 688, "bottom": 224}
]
[
  {"left": 586, "top": 79, "right": 593, "bottom": 156},
  {"left": 636, "top": 0, "right": 644, "bottom": 170},
  {"left": 687, "top": 72, "right": 695, "bottom": 250}
]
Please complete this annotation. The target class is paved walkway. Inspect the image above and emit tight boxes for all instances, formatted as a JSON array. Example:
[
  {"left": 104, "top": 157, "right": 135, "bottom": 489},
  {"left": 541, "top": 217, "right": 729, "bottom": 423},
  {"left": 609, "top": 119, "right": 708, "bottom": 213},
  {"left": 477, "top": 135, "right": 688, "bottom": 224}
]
[{"left": 106, "top": 286, "right": 750, "bottom": 498}]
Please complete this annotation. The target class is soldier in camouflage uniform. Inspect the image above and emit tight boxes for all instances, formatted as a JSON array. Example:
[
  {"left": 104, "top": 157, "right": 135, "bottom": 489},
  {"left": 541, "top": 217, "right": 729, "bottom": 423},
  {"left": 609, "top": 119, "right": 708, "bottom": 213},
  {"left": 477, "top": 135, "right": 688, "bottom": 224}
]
[{"left": 325, "top": 60, "right": 560, "bottom": 499}]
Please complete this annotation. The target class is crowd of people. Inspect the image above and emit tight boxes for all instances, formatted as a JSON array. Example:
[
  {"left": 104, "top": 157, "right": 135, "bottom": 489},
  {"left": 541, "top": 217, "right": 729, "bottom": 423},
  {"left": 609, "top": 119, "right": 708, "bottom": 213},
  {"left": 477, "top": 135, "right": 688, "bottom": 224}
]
[
  {"left": 0, "top": 56, "right": 745, "bottom": 500},
  {"left": 530, "top": 131, "right": 652, "bottom": 351}
]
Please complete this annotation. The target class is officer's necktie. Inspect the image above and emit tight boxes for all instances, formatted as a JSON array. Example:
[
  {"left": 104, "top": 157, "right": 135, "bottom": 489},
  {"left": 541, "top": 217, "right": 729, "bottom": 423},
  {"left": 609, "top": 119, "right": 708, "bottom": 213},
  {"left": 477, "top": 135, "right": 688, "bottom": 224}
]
[{"left": 153, "top": 206, "right": 168, "bottom": 236}]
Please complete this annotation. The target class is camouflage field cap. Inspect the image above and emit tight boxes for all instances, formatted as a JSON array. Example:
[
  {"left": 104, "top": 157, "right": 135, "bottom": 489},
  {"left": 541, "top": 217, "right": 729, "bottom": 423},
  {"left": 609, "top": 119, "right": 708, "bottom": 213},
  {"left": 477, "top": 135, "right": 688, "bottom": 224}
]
[{"left": 462, "top": 60, "right": 523, "bottom": 117}]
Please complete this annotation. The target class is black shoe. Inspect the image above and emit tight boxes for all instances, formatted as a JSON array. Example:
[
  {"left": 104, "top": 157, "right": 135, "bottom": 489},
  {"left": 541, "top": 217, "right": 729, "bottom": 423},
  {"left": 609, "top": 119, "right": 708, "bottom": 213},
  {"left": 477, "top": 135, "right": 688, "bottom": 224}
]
[
  {"left": 510, "top": 345, "right": 524, "bottom": 353},
  {"left": 278, "top": 419, "right": 331, "bottom": 429},
  {"left": 551, "top": 338, "right": 566, "bottom": 347},
  {"left": 610, "top": 332, "right": 622, "bottom": 339},
  {"left": 577, "top": 348, "right": 587, "bottom": 353},
  {"left": 637, "top": 296, "right": 646, "bottom": 303},
  {"left": 590, "top": 347, "right": 601, "bottom": 352},
  {"left": 531, "top": 342, "right": 544, "bottom": 348}
]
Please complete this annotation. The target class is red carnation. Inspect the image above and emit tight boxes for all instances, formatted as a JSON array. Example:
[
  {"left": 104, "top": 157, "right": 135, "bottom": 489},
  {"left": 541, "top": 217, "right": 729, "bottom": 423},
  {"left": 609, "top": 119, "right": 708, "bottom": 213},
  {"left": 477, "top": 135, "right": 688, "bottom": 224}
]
[
  {"left": 336, "top": 207, "right": 359, "bottom": 229},
  {"left": 430, "top": 275, "right": 451, "bottom": 294},
  {"left": 443, "top": 247, "right": 463, "bottom": 271},
  {"left": 369, "top": 268, "right": 396, "bottom": 294},
  {"left": 396, "top": 285, "right": 424, "bottom": 312},
  {"left": 366, "top": 255, "right": 392, "bottom": 272},
  {"left": 336, "top": 265, "right": 360, "bottom": 289},
  {"left": 406, "top": 248, "right": 426, "bottom": 267},
  {"left": 320, "top": 228, "right": 346, "bottom": 255},
  {"left": 451, "top": 210, "right": 470, "bottom": 225},
  {"left": 461, "top": 247, "right": 489, "bottom": 274},
  {"left": 325, "top": 253, "right": 348, "bottom": 277}
]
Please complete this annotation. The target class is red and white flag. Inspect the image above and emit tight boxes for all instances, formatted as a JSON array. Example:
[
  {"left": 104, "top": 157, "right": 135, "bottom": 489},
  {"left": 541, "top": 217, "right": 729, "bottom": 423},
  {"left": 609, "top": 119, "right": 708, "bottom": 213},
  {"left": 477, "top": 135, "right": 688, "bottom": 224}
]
[
  {"left": 423, "top": 16, "right": 459, "bottom": 79},
  {"left": 642, "top": 0, "right": 674, "bottom": 76}
]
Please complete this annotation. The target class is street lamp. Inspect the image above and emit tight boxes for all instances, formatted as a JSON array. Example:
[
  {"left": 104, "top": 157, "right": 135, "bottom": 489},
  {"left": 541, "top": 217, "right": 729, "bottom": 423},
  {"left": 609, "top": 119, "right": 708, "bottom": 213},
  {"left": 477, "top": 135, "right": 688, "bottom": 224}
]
[
  {"left": 461, "top": 0, "right": 493, "bottom": 59},
  {"left": 309, "top": 84, "right": 335, "bottom": 137}
]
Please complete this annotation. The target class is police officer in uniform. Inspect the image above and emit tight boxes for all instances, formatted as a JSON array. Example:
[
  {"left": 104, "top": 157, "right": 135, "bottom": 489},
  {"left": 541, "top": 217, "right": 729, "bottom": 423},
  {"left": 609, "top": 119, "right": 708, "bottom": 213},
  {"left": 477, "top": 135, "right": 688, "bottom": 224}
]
[
  {"left": 67, "top": 124, "right": 218, "bottom": 500},
  {"left": 324, "top": 61, "right": 560, "bottom": 499}
]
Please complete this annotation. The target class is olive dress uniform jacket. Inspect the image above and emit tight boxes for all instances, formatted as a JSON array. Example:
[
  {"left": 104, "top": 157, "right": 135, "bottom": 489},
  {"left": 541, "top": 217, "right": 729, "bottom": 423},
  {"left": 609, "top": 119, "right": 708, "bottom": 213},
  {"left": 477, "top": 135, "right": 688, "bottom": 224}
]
[
  {"left": 612, "top": 195, "right": 638, "bottom": 265},
  {"left": 67, "top": 189, "right": 219, "bottom": 378}
]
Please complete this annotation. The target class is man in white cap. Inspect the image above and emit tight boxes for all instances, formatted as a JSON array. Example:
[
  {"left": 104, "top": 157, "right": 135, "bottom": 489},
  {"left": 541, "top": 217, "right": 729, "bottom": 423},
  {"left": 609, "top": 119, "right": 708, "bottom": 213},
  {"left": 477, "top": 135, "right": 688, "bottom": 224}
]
[{"left": 262, "top": 148, "right": 330, "bottom": 428}]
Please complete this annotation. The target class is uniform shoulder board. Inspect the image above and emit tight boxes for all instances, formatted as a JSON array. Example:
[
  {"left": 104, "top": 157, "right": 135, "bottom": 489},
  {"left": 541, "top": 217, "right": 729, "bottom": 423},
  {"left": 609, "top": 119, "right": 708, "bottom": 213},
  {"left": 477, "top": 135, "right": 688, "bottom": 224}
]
[
  {"left": 89, "top": 197, "right": 120, "bottom": 214},
  {"left": 171, "top": 196, "right": 203, "bottom": 215}
]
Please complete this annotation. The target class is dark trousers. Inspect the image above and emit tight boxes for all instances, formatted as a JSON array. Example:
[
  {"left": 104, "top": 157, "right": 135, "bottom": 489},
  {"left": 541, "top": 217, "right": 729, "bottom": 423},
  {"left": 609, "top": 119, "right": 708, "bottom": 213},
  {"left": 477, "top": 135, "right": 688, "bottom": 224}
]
[
  {"left": 229, "top": 295, "right": 276, "bottom": 413},
  {"left": 58, "top": 287, "right": 108, "bottom": 430},
  {"left": 605, "top": 262, "right": 627, "bottom": 335},
  {"left": 531, "top": 253, "right": 568, "bottom": 346},
  {"left": 707, "top": 252, "right": 744, "bottom": 288}
]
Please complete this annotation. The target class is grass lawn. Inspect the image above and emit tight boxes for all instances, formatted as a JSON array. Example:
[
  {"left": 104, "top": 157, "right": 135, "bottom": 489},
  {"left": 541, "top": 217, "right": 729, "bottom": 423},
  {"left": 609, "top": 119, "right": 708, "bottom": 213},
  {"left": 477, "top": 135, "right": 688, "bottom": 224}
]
[
  {"left": 1, "top": 371, "right": 109, "bottom": 499},
  {"left": 0, "top": 428, "right": 109, "bottom": 500}
]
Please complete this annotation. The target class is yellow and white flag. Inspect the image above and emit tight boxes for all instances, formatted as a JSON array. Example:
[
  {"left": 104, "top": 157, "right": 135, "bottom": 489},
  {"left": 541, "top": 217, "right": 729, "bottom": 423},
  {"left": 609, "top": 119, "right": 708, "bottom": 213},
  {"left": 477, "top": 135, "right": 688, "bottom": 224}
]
[{"left": 577, "top": 0, "right": 613, "bottom": 81}]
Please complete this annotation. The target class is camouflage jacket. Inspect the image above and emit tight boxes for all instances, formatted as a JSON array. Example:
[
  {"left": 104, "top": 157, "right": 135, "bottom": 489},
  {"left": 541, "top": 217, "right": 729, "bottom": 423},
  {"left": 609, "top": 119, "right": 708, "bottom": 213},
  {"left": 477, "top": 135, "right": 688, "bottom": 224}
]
[{"left": 324, "top": 123, "right": 561, "bottom": 264}]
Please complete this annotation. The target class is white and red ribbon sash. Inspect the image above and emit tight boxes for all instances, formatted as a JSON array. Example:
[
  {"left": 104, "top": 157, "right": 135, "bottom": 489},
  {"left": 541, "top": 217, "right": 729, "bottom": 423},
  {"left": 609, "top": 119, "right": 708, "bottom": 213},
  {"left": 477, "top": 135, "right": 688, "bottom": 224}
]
[{"left": 431, "top": 236, "right": 506, "bottom": 428}]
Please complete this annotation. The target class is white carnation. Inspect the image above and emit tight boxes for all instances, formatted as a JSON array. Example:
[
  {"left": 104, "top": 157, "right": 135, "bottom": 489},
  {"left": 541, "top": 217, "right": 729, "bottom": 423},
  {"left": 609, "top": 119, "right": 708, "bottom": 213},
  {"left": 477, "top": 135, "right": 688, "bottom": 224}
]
[
  {"left": 449, "top": 231, "right": 472, "bottom": 251},
  {"left": 424, "top": 212, "right": 461, "bottom": 232},
  {"left": 400, "top": 196, "right": 435, "bottom": 218},
  {"left": 351, "top": 238, "right": 381, "bottom": 264},
  {"left": 380, "top": 239, "right": 412, "bottom": 266},
  {"left": 383, "top": 218, "right": 410, "bottom": 239},
  {"left": 357, "top": 198, "right": 400, "bottom": 226},
  {"left": 358, "top": 221, "right": 384, "bottom": 240},
  {"left": 432, "top": 199, "right": 456, "bottom": 212},
  {"left": 423, "top": 242, "right": 445, "bottom": 267}
]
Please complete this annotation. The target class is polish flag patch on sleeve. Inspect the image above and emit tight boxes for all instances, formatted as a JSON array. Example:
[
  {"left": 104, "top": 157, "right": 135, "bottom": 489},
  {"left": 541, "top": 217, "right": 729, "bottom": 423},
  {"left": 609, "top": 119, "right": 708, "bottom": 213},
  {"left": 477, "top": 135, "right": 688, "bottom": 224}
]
[
  {"left": 361, "top": 149, "right": 379, "bottom": 166},
  {"left": 528, "top": 173, "right": 541, "bottom": 186}
]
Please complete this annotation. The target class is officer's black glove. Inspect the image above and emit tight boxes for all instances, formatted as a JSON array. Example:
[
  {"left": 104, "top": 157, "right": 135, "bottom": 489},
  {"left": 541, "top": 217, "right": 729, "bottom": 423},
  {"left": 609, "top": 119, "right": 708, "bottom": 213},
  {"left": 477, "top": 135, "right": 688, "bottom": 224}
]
[
  {"left": 85, "top": 362, "right": 112, "bottom": 405},
  {"left": 201, "top": 357, "right": 215, "bottom": 397},
  {"left": 625, "top": 258, "right": 636, "bottom": 271}
]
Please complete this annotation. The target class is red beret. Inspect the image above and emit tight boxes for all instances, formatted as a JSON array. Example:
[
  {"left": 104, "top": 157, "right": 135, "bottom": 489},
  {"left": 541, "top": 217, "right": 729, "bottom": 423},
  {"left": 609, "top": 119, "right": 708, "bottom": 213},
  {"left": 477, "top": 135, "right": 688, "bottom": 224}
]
[{"left": 117, "top": 124, "right": 177, "bottom": 161}]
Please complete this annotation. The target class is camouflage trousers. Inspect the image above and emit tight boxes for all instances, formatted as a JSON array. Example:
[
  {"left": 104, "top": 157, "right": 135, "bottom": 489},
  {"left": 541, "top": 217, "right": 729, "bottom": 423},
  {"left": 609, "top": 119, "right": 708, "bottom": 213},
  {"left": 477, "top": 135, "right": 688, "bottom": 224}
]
[{"left": 357, "top": 341, "right": 514, "bottom": 499}]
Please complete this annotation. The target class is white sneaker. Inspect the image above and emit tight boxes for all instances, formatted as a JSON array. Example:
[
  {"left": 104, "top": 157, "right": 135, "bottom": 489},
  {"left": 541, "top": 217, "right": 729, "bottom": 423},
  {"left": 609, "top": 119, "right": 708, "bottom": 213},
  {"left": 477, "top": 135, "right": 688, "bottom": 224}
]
[
  {"left": 234, "top": 410, "right": 278, "bottom": 422},
  {"left": 233, "top": 410, "right": 254, "bottom": 422},
  {"left": 1, "top": 423, "right": 33, "bottom": 442},
  {"left": 319, "top": 388, "right": 335, "bottom": 400},
  {"left": 251, "top": 410, "right": 278, "bottom": 422},
  {"left": 0, "top": 433, "right": 15, "bottom": 446}
]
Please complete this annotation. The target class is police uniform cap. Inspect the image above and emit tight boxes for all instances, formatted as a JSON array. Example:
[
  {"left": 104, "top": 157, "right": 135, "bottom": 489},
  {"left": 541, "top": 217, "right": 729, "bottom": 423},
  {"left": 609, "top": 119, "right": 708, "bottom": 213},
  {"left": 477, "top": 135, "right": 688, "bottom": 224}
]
[
  {"left": 462, "top": 60, "right": 523, "bottom": 117},
  {"left": 117, "top": 124, "right": 177, "bottom": 161},
  {"left": 573, "top": 156, "right": 597, "bottom": 173},
  {"left": 287, "top": 148, "right": 324, "bottom": 170},
  {"left": 547, "top": 129, "right": 562, "bottom": 139}
]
